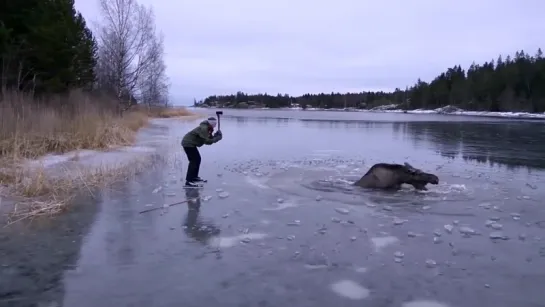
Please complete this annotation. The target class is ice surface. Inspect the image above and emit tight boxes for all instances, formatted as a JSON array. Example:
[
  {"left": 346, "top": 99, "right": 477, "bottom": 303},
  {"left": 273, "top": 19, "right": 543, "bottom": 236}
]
[{"left": 354, "top": 267, "right": 368, "bottom": 273}]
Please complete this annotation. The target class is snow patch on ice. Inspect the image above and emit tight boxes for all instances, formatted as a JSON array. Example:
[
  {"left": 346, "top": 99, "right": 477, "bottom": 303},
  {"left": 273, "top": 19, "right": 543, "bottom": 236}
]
[
  {"left": 402, "top": 300, "right": 450, "bottom": 307},
  {"left": 330, "top": 280, "right": 370, "bottom": 300},
  {"left": 284, "top": 105, "right": 545, "bottom": 120},
  {"left": 262, "top": 201, "right": 301, "bottom": 211},
  {"left": 24, "top": 145, "right": 157, "bottom": 170},
  {"left": 210, "top": 233, "right": 268, "bottom": 248},
  {"left": 370, "top": 236, "right": 399, "bottom": 251},
  {"left": 245, "top": 176, "right": 270, "bottom": 189}
]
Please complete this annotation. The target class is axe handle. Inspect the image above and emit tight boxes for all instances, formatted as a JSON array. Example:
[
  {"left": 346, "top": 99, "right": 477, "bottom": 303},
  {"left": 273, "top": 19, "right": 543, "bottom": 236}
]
[{"left": 216, "top": 113, "right": 221, "bottom": 130}]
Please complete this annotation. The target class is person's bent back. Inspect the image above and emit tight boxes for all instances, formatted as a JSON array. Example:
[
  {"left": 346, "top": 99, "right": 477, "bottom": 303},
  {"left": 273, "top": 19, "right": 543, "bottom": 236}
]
[{"left": 181, "top": 117, "right": 222, "bottom": 187}]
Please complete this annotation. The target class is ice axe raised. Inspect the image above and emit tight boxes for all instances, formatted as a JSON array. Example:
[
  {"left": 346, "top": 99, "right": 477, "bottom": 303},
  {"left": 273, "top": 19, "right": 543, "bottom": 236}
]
[{"left": 216, "top": 110, "right": 223, "bottom": 130}]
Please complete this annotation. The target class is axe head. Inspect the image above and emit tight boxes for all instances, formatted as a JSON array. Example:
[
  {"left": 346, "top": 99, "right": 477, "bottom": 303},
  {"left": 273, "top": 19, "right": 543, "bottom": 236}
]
[{"left": 216, "top": 111, "right": 223, "bottom": 115}]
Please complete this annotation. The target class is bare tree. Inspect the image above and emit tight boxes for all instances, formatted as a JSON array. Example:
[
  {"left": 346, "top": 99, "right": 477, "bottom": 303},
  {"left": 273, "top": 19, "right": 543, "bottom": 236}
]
[
  {"left": 95, "top": 0, "right": 168, "bottom": 109},
  {"left": 138, "top": 32, "right": 170, "bottom": 107}
]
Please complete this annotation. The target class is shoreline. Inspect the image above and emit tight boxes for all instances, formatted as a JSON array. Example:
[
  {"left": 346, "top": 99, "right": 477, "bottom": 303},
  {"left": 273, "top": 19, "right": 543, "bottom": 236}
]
[{"left": 0, "top": 115, "right": 200, "bottom": 225}]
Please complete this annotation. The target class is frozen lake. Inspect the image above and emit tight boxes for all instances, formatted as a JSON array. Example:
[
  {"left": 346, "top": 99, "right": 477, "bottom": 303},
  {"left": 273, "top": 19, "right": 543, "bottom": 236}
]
[{"left": 2, "top": 109, "right": 545, "bottom": 307}]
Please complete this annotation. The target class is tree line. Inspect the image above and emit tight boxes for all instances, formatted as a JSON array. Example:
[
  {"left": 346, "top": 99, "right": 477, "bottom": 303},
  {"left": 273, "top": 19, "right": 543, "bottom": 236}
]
[
  {"left": 196, "top": 48, "right": 545, "bottom": 113},
  {"left": 0, "top": 0, "right": 169, "bottom": 108}
]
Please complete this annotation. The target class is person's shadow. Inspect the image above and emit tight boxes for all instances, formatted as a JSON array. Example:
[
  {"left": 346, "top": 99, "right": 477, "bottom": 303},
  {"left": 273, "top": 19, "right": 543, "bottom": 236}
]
[{"left": 183, "top": 188, "right": 221, "bottom": 244}]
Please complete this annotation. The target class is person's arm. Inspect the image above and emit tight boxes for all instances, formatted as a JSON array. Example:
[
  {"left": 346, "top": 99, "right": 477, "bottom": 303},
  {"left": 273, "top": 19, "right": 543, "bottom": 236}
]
[{"left": 197, "top": 126, "right": 220, "bottom": 145}]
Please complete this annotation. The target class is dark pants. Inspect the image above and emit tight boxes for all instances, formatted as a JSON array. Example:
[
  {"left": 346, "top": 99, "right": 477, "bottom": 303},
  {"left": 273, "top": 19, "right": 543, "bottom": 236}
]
[{"left": 183, "top": 147, "right": 201, "bottom": 181}]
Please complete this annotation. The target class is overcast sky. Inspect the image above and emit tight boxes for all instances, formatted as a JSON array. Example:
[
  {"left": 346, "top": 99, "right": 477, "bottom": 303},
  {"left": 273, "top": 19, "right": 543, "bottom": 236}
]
[{"left": 75, "top": 0, "right": 544, "bottom": 105}]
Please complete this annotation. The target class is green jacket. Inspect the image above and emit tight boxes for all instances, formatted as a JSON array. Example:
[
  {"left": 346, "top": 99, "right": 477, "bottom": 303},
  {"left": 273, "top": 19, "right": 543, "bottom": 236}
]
[{"left": 181, "top": 120, "right": 222, "bottom": 147}]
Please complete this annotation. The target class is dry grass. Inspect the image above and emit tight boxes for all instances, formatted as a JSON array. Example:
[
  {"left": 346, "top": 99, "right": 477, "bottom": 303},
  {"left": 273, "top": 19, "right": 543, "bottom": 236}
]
[
  {"left": 0, "top": 89, "right": 193, "bottom": 224},
  {"left": 141, "top": 105, "right": 195, "bottom": 118},
  {"left": 2, "top": 155, "right": 160, "bottom": 226}
]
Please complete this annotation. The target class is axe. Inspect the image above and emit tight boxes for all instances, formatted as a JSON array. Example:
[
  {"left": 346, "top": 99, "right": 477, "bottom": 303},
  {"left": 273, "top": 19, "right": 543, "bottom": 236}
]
[{"left": 216, "top": 110, "right": 223, "bottom": 130}]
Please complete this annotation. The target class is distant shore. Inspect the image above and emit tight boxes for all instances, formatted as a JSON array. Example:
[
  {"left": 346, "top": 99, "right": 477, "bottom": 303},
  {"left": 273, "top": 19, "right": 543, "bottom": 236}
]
[{"left": 191, "top": 104, "right": 545, "bottom": 120}]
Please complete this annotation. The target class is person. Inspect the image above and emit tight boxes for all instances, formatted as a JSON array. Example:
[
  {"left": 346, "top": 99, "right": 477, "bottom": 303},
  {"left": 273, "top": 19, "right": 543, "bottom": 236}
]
[{"left": 181, "top": 117, "right": 222, "bottom": 187}]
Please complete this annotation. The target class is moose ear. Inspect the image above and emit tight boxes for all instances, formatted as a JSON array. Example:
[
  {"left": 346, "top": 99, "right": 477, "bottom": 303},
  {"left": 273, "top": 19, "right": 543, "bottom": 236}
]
[{"left": 404, "top": 162, "right": 414, "bottom": 169}]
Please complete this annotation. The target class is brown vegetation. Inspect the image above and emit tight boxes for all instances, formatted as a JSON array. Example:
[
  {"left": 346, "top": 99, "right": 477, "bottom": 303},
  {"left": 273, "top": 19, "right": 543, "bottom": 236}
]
[{"left": 0, "top": 90, "right": 194, "bottom": 224}]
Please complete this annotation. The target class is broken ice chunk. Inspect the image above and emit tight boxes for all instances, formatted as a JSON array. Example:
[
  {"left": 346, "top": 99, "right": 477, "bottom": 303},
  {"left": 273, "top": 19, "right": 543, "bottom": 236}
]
[
  {"left": 490, "top": 223, "right": 503, "bottom": 230},
  {"left": 489, "top": 232, "right": 508, "bottom": 240},
  {"left": 444, "top": 224, "right": 454, "bottom": 233},
  {"left": 287, "top": 220, "right": 301, "bottom": 226},
  {"left": 459, "top": 226, "right": 476, "bottom": 236},
  {"left": 218, "top": 192, "right": 229, "bottom": 198},
  {"left": 152, "top": 186, "right": 162, "bottom": 193},
  {"left": 393, "top": 218, "right": 405, "bottom": 225},
  {"left": 335, "top": 208, "right": 350, "bottom": 215},
  {"left": 316, "top": 195, "right": 323, "bottom": 201},
  {"left": 331, "top": 217, "right": 342, "bottom": 223},
  {"left": 479, "top": 202, "right": 492, "bottom": 209},
  {"left": 425, "top": 259, "right": 437, "bottom": 268}
]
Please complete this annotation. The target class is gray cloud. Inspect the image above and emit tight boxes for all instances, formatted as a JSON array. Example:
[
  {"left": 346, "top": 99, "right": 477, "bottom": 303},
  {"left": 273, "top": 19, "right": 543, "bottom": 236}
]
[{"left": 76, "top": 0, "right": 545, "bottom": 104}]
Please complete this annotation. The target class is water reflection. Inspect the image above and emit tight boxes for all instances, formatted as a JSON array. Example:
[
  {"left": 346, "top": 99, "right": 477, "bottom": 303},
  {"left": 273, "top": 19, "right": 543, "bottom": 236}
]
[
  {"left": 404, "top": 121, "right": 545, "bottom": 170},
  {"left": 224, "top": 115, "right": 545, "bottom": 171},
  {"left": 233, "top": 116, "right": 291, "bottom": 127},
  {"left": 112, "top": 182, "right": 136, "bottom": 266},
  {"left": 0, "top": 193, "right": 99, "bottom": 306},
  {"left": 183, "top": 188, "right": 221, "bottom": 244}
]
